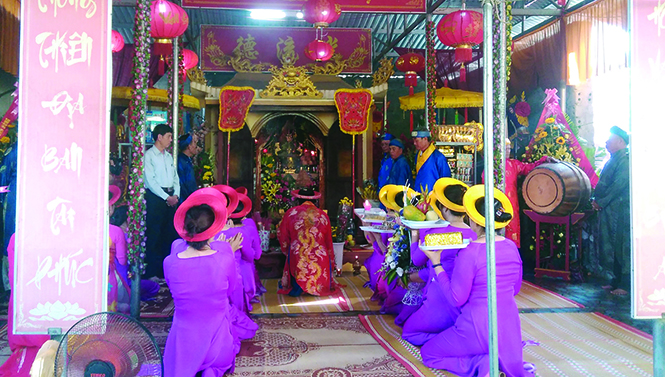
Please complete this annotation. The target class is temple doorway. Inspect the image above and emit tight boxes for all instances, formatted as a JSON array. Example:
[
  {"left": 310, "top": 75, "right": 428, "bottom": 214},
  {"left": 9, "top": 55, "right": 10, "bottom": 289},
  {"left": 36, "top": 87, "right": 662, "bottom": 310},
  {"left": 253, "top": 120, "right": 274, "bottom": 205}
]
[{"left": 254, "top": 113, "right": 325, "bottom": 221}]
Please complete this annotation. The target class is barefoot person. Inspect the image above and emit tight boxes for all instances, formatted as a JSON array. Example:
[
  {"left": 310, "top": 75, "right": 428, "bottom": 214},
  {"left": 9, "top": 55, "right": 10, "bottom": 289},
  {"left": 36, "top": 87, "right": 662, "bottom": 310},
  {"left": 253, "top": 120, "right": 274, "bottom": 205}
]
[{"left": 592, "top": 126, "right": 630, "bottom": 296}]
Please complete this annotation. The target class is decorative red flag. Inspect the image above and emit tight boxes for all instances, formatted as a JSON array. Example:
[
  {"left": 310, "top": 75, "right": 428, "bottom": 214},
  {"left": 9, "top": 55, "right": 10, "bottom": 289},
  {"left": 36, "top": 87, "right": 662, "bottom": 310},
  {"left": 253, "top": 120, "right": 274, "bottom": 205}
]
[
  {"left": 334, "top": 89, "right": 373, "bottom": 135},
  {"left": 218, "top": 86, "right": 256, "bottom": 132}
]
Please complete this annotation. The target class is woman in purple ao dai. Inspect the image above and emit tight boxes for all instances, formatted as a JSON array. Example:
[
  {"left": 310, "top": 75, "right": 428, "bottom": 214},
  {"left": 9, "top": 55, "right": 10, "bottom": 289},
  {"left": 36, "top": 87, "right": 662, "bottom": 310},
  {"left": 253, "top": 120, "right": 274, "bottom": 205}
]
[
  {"left": 163, "top": 188, "right": 241, "bottom": 377},
  {"left": 419, "top": 185, "right": 533, "bottom": 377},
  {"left": 402, "top": 178, "right": 476, "bottom": 339}
]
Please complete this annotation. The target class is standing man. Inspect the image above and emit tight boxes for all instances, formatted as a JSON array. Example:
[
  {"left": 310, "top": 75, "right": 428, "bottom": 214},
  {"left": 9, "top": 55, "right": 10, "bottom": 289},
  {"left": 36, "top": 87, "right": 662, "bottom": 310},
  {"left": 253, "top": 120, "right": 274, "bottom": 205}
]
[
  {"left": 378, "top": 133, "right": 394, "bottom": 189},
  {"left": 278, "top": 188, "right": 339, "bottom": 297},
  {"left": 412, "top": 130, "right": 451, "bottom": 194},
  {"left": 177, "top": 133, "right": 201, "bottom": 203},
  {"left": 144, "top": 124, "right": 180, "bottom": 279},
  {"left": 386, "top": 138, "right": 412, "bottom": 187},
  {"left": 592, "top": 126, "right": 630, "bottom": 296}
]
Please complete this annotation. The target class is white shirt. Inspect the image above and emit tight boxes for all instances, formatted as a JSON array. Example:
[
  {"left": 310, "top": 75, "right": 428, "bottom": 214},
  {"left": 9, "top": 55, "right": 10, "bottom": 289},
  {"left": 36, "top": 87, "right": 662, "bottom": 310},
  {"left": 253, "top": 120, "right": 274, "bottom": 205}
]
[{"left": 144, "top": 146, "right": 180, "bottom": 200}]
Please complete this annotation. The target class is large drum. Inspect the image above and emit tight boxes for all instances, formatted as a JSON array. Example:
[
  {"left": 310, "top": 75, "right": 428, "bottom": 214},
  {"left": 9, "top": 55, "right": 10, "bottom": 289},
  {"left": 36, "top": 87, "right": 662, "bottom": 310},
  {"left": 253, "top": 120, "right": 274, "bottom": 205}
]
[{"left": 522, "top": 162, "right": 592, "bottom": 216}]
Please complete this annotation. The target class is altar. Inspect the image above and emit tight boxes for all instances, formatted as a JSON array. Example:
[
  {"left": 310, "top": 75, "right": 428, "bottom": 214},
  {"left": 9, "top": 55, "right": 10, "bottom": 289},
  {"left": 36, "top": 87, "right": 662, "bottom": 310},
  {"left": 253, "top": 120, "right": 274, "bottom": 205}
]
[{"left": 194, "top": 71, "right": 390, "bottom": 224}]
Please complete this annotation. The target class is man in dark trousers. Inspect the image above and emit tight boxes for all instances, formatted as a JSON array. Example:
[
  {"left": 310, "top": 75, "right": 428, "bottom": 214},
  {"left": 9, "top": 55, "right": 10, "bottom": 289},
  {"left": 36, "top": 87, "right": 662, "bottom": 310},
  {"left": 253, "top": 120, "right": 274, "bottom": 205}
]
[
  {"left": 592, "top": 126, "right": 630, "bottom": 295},
  {"left": 144, "top": 124, "right": 180, "bottom": 279}
]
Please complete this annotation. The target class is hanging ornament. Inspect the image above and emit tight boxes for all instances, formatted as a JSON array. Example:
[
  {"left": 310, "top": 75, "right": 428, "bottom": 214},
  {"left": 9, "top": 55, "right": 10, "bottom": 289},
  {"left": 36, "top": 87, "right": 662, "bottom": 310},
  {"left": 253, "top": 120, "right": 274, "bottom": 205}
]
[
  {"left": 304, "top": 39, "right": 334, "bottom": 62},
  {"left": 395, "top": 52, "right": 425, "bottom": 94},
  {"left": 111, "top": 30, "right": 125, "bottom": 53},
  {"left": 150, "top": 0, "right": 189, "bottom": 74},
  {"left": 302, "top": 0, "right": 341, "bottom": 28},
  {"left": 182, "top": 48, "right": 198, "bottom": 70},
  {"left": 436, "top": 7, "right": 482, "bottom": 82}
]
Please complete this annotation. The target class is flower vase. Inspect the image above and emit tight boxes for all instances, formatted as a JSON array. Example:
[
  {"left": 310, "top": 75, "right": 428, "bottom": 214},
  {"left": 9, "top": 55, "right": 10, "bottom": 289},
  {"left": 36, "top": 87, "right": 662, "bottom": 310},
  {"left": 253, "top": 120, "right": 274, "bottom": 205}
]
[
  {"left": 332, "top": 242, "right": 345, "bottom": 276},
  {"left": 258, "top": 230, "right": 270, "bottom": 252}
]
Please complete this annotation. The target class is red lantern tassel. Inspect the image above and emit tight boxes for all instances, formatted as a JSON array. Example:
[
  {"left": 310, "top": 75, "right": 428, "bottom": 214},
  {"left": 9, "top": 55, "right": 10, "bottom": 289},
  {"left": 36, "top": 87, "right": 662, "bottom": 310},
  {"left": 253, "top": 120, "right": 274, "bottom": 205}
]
[
  {"left": 455, "top": 47, "right": 473, "bottom": 63},
  {"left": 410, "top": 111, "right": 414, "bottom": 132},
  {"left": 460, "top": 64, "right": 467, "bottom": 83},
  {"left": 158, "top": 56, "right": 166, "bottom": 76}
]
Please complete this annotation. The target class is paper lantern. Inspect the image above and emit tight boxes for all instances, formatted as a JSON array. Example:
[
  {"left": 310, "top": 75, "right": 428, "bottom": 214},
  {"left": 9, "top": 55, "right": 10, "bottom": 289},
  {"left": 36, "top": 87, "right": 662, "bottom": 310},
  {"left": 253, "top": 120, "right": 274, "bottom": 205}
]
[
  {"left": 111, "top": 30, "right": 125, "bottom": 53},
  {"left": 302, "top": 0, "right": 341, "bottom": 28},
  {"left": 304, "top": 39, "right": 334, "bottom": 62},
  {"left": 151, "top": 0, "right": 189, "bottom": 73},
  {"left": 182, "top": 49, "right": 199, "bottom": 70},
  {"left": 395, "top": 52, "right": 425, "bottom": 92},
  {"left": 436, "top": 9, "right": 483, "bottom": 63}
]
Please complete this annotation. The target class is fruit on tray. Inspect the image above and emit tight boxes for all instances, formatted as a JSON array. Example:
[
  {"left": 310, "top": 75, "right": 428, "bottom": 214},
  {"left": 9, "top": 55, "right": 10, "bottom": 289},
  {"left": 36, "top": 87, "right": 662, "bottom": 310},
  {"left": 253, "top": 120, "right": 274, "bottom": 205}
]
[
  {"left": 425, "top": 210, "right": 439, "bottom": 221},
  {"left": 403, "top": 205, "right": 426, "bottom": 221}
]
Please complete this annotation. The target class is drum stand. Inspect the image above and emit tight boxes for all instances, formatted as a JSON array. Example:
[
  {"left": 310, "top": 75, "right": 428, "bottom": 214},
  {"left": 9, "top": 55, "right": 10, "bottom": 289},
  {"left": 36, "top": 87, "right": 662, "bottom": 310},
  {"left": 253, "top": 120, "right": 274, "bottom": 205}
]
[{"left": 524, "top": 210, "right": 587, "bottom": 281}]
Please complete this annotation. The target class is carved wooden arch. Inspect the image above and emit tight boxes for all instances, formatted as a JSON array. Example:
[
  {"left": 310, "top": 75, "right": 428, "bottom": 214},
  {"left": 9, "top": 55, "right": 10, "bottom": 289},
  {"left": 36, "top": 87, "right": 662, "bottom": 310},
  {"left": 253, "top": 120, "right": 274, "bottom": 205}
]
[
  {"left": 249, "top": 111, "right": 331, "bottom": 138},
  {"left": 252, "top": 112, "right": 328, "bottom": 214}
]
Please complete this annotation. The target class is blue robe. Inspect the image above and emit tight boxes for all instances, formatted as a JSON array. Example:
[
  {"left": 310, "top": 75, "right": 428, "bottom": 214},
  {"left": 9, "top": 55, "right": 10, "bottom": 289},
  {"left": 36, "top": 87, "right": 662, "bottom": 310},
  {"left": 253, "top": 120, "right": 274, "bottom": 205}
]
[
  {"left": 378, "top": 153, "right": 393, "bottom": 189},
  {"left": 387, "top": 155, "right": 412, "bottom": 187},
  {"left": 177, "top": 153, "right": 198, "bottom": 203},
  {"left": 414, "top": 149, "right": 451, "bottom": 194}
]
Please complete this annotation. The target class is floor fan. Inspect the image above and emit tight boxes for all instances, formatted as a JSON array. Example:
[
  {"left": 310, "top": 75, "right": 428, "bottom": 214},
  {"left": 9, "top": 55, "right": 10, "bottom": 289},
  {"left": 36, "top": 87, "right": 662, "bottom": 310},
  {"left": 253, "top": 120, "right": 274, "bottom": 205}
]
[{"left": 51, "top": 312, "right": 163, "bottom": 377}]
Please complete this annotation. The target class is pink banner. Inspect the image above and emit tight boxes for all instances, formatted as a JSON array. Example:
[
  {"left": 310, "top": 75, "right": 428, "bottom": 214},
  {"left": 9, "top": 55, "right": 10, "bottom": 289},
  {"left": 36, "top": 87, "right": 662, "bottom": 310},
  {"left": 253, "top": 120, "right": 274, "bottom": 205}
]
[
  {"left": 0, "top": 88, "right": 18, "bottom": 139},
  {"left": 201, "top": 25, "right": 372, "bottom": 73},
  {"left": 183, "top": 0, "right": 426, "bottom": 13},
  {"left": 630, "top": 0, "right": 665, "bottom": 319},
  {"left": 15, "top": 0, "right": 111, "bottom": 333}
]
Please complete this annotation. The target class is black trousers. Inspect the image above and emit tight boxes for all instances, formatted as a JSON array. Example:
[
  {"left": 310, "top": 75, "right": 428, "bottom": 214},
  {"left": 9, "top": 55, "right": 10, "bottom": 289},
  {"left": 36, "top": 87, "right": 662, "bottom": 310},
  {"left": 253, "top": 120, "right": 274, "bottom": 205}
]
[{"left": 144, "top": 190, "right": 178, "bottom": 278}]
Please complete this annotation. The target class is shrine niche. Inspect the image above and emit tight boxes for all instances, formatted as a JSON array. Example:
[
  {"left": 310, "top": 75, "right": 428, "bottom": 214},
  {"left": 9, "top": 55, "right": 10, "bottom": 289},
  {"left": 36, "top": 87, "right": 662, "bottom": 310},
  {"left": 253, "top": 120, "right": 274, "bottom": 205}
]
[{"left": 255, "top": 114, "right": 325, "bottom": 220}]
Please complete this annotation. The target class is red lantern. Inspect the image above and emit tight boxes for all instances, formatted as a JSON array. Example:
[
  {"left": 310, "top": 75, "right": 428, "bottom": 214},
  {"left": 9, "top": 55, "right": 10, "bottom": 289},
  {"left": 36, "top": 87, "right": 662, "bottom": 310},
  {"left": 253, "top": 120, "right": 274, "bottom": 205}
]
[
  {"left": 182, "top": 49, "right": 198, "bottom": 70},
  {"left": 436, "top": 9, "right": 483, "bottom": 63},
  {"left": 304, "top": 39, "right": 334, "bottom": 62},
  {"left": 395, "top": 52, "right": 425, "bottom": 92},
  {"left": 111, "top": 30, "right": 125, "bottom": 53},
  {"left": 302, "top": 0, "right": 341, "bottom": 28},
  {"left": 151, "top": 0, "right": 189, "bottom": 74}
]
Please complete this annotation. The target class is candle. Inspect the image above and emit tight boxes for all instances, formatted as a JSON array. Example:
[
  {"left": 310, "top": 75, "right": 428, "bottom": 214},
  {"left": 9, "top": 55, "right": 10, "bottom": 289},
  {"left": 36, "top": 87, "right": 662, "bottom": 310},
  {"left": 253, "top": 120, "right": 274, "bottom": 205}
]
[{"left": 363, "top": 200, "right": 371, "bottom": 211}]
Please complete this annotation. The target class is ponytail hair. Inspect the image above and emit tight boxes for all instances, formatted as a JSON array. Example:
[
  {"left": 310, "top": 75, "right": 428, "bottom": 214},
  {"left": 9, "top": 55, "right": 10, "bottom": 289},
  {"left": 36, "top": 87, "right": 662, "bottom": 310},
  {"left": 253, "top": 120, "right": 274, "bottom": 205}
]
[{"left": 184, "top": 204, "right": 215, "bottom": 250}]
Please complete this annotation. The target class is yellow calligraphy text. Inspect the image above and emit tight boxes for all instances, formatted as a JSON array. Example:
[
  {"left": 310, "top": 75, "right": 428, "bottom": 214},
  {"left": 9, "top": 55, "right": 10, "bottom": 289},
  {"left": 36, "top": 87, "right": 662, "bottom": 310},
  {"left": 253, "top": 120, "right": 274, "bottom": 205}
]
[{"left": 38, "top": 0, "right": 97, "bottom": 19}]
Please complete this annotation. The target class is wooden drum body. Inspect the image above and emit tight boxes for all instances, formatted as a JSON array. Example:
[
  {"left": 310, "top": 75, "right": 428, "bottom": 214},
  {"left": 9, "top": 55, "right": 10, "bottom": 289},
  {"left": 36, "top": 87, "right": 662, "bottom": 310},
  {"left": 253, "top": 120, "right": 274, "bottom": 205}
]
[{"left": 522, "top": 162, "right": 592, "bottom": 216}]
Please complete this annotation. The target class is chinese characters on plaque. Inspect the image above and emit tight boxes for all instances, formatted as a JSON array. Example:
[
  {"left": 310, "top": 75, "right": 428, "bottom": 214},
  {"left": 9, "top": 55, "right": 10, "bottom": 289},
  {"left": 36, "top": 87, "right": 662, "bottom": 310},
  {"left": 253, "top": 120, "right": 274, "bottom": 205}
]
[{"left": 15, "top": 0, "right": 110, "bottom": 333}]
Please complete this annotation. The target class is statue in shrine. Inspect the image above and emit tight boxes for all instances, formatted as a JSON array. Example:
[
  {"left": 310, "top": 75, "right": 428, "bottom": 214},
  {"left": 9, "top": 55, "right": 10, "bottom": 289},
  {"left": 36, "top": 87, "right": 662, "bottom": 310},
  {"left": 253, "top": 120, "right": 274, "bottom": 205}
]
[{"left": 274, "top": 121, "right": 303, "bottom": 173}]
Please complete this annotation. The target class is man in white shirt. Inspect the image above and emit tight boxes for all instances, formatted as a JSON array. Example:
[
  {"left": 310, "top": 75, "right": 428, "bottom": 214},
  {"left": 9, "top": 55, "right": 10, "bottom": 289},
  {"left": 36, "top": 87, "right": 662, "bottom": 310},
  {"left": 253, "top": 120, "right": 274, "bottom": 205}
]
[{"left": 144, "top": 124, "right": 180, "bottom": 279}]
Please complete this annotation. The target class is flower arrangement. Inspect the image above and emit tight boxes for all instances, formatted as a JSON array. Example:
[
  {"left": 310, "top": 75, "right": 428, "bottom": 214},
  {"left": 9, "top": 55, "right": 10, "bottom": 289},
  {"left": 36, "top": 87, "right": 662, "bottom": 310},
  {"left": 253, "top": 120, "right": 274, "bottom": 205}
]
[
  {"left": 126, "top": 0, "right": 151, "bottom": 276},
  {"left": 336, "top": 197, "right": 354, "bottom": 236},
  {"left": 195, "top": 150, "right": 215, "bottom": 186},
  {"left": 380, "top": 225, "right": 411, "bottom": 286},
  {"left": 356, "top": 179, "right": 378, "bottom": 201},
  {"left": 522, "top": 117, "right": 579, "bottom": 164},
  {"left": 260, "top": 154, "right": 295, "bottom": 214},
  {"left": 426, "top": 20, "right": 436, "bottom": 130}
]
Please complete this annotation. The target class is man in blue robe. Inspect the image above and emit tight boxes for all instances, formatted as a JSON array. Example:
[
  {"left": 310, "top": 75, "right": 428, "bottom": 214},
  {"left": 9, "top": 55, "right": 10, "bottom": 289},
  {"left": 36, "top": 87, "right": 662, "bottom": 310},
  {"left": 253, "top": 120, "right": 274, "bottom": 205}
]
[
  {"left": 177, "top": 133, "right": 201, "bottom": 203},
  {"left": 412, "top": 130, "right": 451, "bottom": 195},
  {"left": 378, "top": 133, "right": 394, "bottom": 189},
  {"left": 592, "top": 126, "right": 630, "bottom": 296},
  {"left": 386, "top": 139, "right": 412, "bottom": 187}
]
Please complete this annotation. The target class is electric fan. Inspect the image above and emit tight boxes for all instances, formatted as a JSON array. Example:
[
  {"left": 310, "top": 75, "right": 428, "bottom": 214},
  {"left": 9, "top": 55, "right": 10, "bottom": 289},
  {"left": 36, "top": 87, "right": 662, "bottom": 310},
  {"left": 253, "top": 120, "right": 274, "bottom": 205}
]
[{"left": 53, "top": 312, "right": 163, "bottom": 377}]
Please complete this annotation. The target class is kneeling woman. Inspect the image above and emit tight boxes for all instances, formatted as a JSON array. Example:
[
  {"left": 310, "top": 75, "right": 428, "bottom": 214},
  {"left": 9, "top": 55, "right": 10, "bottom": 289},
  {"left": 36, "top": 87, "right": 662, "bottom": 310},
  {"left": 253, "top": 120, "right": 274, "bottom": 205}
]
[
  {"left": 163, "top": 188, "right": 240, "bottom": 377},
  {"left": 420, "top": 185, "right": 532, "bottom": 377},
  {"left": 402, "top": 178, "right": 476, "bottom": 343}
]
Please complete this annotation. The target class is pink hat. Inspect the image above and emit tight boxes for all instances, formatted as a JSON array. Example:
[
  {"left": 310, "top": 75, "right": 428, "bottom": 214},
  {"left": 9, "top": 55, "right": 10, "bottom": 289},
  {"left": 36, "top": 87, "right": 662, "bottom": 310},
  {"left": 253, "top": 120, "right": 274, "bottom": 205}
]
[
  {"left": 174, "top": 188, "right": 228, "bottom": 242},
  {"left": 212, "top": 185, "right": 239, "bottom": 213},
  {"left": 291, "top": 188, "right": 321, "bottom": 200},
  {"left": 230, "top": 191, "right": 252, "bottom": 219},
  {"left": 235, "top": 187, "right": 248, "bottom": 196},
  {"left": 109, "top": 185, "right": 122, "bottom": 206}
]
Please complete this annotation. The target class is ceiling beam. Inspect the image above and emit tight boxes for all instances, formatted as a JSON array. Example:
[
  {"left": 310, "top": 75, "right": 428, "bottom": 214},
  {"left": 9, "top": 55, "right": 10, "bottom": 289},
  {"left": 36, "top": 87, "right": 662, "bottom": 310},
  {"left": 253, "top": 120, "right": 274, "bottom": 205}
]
[
  {"left": 372, "top": 0, "right": 447, "bottom": 65},
  {"left": 433, "top": 7, "right": 562, "bottom": 16}
]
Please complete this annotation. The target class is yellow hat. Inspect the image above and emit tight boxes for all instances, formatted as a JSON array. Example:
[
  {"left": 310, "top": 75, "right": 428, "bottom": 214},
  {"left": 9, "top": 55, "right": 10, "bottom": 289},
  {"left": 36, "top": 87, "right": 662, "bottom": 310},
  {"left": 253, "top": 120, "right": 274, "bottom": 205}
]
[
  {"left": 427, "top": 191, "right": 442, "bottom": 220},
  {"left": 462, "top": 185, "right": 514, "bottom": 229},
  {"left": 433, "top": 178, "right": 469, "bottom": 213},
  {"left": 379, "top": 185, "right": 396, "bottom": 209},
  {"left": 380, "top": 185, "right": 418, "bottom": 211}
]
